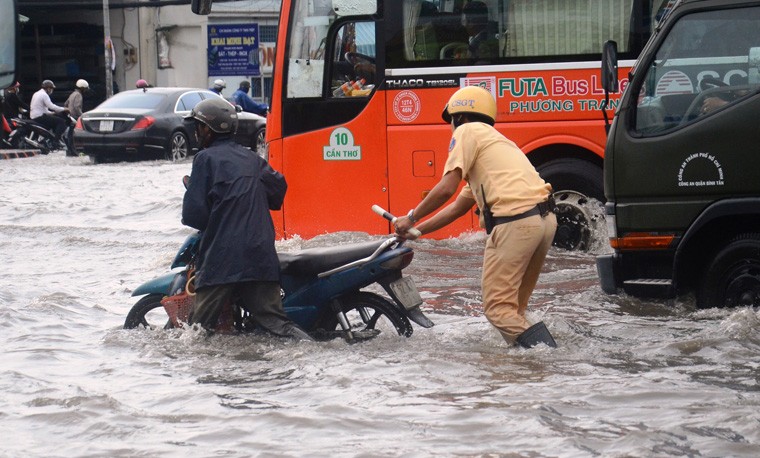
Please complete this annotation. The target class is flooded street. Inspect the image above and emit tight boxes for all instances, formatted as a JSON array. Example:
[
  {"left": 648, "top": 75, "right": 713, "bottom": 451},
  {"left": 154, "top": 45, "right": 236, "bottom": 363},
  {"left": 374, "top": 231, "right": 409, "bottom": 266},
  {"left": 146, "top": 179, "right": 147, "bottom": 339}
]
[{"left": 1, "top": 153, "right": 759, "bottom": 457}]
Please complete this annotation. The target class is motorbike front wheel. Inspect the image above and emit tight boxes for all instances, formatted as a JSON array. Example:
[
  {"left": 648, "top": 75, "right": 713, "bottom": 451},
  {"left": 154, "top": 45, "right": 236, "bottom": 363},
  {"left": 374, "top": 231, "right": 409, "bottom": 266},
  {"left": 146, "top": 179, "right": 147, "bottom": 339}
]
[
  {"left": 316, "top": 292, "right": 413, "bottom": 341},
  {"left": 124, "top": 293, "right": 174, "bottom": 330}
]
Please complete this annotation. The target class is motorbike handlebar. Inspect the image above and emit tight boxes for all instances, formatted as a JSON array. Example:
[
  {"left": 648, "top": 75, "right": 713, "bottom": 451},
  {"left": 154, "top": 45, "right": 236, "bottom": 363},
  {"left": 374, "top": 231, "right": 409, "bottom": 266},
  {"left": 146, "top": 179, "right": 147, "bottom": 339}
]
[{"left": 372, "top": 205, "right": 422, "bottom": 238}]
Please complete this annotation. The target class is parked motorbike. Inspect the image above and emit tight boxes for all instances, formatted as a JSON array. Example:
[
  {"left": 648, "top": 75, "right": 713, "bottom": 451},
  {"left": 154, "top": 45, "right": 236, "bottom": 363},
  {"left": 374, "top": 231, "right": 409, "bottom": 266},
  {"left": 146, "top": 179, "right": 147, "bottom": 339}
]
[
  {"left": 5, "top": 111, "right": 76, "bottom": 156},
  {"left": 124, "top": 206, "right": 433, "bottom": 343},
  {"left": 1, "top": 113, "right": 15, "bottom": 149}
]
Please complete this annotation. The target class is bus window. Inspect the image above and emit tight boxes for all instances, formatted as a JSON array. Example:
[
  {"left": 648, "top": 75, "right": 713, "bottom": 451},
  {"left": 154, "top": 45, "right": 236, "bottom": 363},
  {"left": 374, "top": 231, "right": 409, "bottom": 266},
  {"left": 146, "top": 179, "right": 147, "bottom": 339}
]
[
  {"left": 400, "top": 0, "right": 640, "bottom": 64},
  {"left": 286, "top": 0, "right": 377, "bottom": 99},
  {"left": 330, "top": 22, "right": 377, "bottom": 98}
]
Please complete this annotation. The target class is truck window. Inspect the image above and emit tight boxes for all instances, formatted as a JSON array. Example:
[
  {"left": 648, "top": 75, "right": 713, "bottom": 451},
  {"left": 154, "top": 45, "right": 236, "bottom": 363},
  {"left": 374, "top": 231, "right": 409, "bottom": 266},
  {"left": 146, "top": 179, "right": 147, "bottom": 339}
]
[{"left": 634, "top": 7, "right": 760, "bottom": 134}]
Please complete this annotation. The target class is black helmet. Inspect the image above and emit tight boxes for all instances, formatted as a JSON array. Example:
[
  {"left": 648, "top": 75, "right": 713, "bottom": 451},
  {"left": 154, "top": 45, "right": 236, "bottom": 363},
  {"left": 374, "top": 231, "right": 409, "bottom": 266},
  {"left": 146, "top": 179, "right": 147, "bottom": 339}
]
[
  {"left": 186, "top": 98, "right": 238, "bottom": 134},
  {"left": 41, "top": 79, "right": 56, "bottom": 89}
]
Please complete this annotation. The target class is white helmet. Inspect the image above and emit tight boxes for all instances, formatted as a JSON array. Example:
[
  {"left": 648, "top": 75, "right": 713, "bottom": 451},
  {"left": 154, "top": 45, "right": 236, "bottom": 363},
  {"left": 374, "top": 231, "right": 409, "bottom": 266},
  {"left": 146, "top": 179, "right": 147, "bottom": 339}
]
[
  {"left": 76, "top": 79, "right": 89, "bottom": 89},
  {"left": 213, "top": 79, "right": 226, "bottom": 90}
]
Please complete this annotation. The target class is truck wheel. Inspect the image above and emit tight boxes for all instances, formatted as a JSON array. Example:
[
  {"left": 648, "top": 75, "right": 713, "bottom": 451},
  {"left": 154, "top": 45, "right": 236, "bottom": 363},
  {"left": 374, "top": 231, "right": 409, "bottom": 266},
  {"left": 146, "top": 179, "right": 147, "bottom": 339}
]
[
  {"left": 536, "top": 158, "right": 604, "bottom": 251},
  {"left": 697, "top": 233, "right": 760, "bottom": 308}
]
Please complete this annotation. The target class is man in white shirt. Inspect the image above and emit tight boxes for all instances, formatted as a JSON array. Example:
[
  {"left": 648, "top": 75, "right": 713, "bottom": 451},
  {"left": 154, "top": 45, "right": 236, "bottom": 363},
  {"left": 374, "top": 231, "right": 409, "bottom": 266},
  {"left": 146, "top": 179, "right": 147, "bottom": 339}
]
[{"left": 30, "top": 79, "right": 68, "bottom": 143}]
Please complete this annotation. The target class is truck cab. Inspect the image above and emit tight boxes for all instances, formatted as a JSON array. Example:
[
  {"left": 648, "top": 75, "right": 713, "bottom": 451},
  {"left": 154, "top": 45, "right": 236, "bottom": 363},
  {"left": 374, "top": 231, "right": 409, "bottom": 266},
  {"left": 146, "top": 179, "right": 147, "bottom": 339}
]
[{"left": 597, "top": 0, "right": 760, "bottom": 308}]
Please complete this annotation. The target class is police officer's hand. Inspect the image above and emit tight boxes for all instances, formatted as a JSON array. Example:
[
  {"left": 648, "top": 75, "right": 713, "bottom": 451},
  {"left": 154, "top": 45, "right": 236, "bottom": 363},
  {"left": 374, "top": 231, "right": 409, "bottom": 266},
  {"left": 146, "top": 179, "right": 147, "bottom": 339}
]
[{"left": 394, "top": 215, "right": 419, "bottom": 240}]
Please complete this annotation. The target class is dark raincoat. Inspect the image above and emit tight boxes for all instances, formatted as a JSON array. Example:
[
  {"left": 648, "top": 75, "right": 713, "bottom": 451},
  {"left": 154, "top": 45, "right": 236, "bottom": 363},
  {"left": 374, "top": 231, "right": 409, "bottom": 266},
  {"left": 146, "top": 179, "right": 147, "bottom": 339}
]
[{"left": 182, "top": 137, "right": 286, "bottom": 289}]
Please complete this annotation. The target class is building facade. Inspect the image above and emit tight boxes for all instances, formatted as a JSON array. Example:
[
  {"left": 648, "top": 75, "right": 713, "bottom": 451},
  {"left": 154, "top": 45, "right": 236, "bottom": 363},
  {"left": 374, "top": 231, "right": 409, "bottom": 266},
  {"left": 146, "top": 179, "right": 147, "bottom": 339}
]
[{"left": 15, "top": 0, "right": 278, "bottom": 107}]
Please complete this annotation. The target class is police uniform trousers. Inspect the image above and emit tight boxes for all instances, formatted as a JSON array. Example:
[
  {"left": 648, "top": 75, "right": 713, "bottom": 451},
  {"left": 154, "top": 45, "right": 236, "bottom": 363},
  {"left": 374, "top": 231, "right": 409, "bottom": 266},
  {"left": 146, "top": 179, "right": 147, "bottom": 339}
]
[{"left": 481, "top": 212, "right": 557, "bottom": 343}]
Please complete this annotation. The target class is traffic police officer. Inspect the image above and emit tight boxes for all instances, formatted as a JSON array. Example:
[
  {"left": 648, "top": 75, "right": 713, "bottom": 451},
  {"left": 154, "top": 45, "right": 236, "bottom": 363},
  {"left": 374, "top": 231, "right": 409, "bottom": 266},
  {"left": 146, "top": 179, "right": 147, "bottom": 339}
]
[{"left": 395, "top": 86, "right": 558, "bottom": 348}]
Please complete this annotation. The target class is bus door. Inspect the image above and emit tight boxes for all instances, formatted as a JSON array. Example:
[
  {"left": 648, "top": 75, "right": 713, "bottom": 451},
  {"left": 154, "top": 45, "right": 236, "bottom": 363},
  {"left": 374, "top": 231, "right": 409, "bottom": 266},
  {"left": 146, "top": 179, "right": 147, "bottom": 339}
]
[{"left": 277, "top": 0, "right": 389, "bottom": 239}]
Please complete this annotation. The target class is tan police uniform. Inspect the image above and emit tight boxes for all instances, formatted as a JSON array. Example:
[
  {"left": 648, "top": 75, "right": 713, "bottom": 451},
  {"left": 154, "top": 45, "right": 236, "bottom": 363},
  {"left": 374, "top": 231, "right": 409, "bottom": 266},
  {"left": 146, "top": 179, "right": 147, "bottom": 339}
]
[{"left": 444, "top": 122, "right": 557, "bottom": 343}]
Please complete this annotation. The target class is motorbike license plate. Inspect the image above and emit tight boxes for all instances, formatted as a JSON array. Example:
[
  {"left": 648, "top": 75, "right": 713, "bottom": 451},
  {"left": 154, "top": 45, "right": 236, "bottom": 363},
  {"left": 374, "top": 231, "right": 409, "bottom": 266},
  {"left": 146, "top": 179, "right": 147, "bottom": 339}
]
[
  {"left": 99, "top": 120, "right": 114, "bottom": 132},
  {"left": 389, "top": 276, "right": 423, "bottom": 310}
]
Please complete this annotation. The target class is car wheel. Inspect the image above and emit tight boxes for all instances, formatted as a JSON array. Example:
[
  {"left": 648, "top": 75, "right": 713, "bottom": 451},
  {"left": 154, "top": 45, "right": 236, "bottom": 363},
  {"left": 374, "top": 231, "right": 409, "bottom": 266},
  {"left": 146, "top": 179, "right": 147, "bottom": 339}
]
[
  {"left": 166, "top": 131, "right": 189, "bottom": 162},
  {"left": 254, "top": 127, "right": 267, "bottom": 160}
]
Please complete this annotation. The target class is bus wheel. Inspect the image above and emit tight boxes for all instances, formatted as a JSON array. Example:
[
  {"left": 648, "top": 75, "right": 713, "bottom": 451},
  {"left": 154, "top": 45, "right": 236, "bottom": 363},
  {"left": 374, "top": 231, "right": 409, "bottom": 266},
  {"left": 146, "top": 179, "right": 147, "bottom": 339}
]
[
  {"left": 553, "top": 190, "right": 592, "bottom": 251},
  {"left": 536, "top": 158, "right": 604, "bottom": 251},
  {"left": 697, "top": 234, "right": 760, "bottom": 309}
]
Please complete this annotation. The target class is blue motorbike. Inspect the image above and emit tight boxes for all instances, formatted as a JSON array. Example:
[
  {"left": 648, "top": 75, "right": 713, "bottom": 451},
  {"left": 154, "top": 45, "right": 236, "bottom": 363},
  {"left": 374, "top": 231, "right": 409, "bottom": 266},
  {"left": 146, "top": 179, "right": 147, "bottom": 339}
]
[{"left": 124, "top": 208, "right": 433, "bottom": 343}]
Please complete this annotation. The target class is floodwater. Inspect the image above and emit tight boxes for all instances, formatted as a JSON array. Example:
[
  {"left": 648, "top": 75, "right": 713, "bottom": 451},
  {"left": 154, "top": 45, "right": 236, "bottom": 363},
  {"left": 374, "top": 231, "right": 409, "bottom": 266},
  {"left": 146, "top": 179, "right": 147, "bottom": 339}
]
[{"left": 1, "top": 153, "right": 759, "bottom": 458}]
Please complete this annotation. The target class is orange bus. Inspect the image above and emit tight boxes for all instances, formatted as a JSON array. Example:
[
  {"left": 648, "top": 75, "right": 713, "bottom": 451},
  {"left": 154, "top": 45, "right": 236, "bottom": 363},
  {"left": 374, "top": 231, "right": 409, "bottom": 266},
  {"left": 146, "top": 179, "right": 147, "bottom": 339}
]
[{"left": 194, "top": 0, "right": 666, "bottom": 249}]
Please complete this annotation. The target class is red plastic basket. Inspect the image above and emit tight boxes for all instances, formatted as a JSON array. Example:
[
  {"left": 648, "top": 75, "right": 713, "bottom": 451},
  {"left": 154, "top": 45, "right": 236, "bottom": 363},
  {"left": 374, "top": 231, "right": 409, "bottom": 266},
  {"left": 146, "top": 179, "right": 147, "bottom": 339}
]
[{"left": 160, "top": 293, "right": 194, "bottom": 328}]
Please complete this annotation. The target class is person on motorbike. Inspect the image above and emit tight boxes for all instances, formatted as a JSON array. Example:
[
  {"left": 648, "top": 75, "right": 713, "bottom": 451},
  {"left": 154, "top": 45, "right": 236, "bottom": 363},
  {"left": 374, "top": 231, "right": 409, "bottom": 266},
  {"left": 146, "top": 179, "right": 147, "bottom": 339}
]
[
  {"left": 181, "top": 97, "right": 312, "bottom": 340},
  {"left": 64, "top": 79, "right": 89, "bottom": 120},
  {"left": 3, "top": 81, "right": 29, "bottom": 120},
  {"left": 394, "top": 86, "right": 558, "bottom": 349},
  {"left": 29, "top": 79, "right": 68, "bottom": 146},
  {"left": 232, "top": 80, "right": 268, "bottom": 116},
  {"left": 209, "top": 79, "right": 226, "bottom": 96}
]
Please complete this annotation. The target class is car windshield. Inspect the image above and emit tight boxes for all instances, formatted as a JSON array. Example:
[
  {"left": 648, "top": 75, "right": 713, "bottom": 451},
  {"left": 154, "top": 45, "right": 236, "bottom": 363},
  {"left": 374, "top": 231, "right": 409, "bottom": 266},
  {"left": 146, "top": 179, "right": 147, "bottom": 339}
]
[{"left": 97, "top": 92, "right": 167, "bottom": 110}]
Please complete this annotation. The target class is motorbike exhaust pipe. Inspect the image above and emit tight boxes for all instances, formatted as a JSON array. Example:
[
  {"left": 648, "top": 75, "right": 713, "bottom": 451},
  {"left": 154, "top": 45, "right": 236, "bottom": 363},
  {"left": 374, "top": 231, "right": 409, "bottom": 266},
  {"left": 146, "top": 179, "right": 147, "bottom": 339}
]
[{"left": 23, "top": 137, "right": 43, "bottom": 149}]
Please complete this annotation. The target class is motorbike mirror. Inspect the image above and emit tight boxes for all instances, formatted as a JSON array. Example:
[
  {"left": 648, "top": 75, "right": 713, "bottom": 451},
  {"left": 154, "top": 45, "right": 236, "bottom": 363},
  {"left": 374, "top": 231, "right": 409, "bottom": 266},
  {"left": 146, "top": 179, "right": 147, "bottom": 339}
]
[{"left": 182, "top": 175, "right": 190, "bottom": 189}]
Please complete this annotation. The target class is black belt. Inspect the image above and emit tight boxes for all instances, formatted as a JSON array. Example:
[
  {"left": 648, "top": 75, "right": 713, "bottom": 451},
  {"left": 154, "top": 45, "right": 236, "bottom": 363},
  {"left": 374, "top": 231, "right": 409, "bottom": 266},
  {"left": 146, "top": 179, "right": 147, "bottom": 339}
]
[{"left": 491, "top": 199, "right": 555, "bottom": 228}]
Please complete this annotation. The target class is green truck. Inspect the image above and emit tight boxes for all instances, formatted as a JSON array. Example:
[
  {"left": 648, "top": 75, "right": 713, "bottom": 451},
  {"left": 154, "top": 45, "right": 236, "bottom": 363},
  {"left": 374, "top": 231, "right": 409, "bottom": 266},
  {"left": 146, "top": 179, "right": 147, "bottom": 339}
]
[{"left": 597, "top": 0, "right": 760, "bottom": 308}]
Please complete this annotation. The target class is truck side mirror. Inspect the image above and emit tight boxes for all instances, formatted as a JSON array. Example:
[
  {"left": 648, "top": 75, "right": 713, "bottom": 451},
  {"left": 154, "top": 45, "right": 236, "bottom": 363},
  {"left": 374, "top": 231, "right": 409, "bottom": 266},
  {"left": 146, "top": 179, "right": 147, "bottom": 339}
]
[
  {"left": 191, "top": 0, "right": 213, "bottom": 15},
  {"left": 601, "top": 40, "right": 619, "bottom": 94}
]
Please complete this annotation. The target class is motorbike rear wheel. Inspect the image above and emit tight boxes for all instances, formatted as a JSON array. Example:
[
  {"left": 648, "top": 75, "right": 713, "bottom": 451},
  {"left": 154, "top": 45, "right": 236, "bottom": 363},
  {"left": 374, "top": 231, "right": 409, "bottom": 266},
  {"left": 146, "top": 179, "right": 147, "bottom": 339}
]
[
  {"left": 316, "top": 292, "right": 413, "bottom": 341},
  {"left": 124, "top": 293, "right": 174, "bottom": 330}
]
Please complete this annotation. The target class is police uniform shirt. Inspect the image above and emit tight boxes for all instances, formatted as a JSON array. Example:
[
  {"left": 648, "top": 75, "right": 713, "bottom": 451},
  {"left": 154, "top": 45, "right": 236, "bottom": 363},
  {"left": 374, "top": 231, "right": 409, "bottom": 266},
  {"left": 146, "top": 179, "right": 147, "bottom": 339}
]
[{"left": 443, "top": 122, "right": 551, "bottom": 226}]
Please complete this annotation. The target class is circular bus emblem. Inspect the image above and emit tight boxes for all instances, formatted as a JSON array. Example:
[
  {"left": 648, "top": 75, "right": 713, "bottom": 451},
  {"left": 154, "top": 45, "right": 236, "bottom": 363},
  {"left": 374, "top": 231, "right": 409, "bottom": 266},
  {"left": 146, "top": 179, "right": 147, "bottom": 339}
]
[{"left": 393, "top": 90, "right": 421, "bottom": 123}]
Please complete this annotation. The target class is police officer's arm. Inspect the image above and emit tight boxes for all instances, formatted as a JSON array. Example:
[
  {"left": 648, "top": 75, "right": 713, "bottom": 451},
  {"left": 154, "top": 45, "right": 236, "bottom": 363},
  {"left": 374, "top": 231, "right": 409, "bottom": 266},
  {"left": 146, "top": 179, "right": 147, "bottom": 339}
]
[
  {"left": 395, "top": 168, "right": 462, "bottom": 235},
  {"left": 181, "top": 156, "right": 211, "bottom": 230},
  {"left": 416, "top": 193, "right": 476, "bottom": 236}
]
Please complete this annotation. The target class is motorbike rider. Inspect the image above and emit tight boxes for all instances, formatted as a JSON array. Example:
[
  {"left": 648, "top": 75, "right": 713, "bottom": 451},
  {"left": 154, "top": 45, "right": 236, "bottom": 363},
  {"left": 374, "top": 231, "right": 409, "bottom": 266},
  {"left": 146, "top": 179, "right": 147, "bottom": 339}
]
[
  {"left": 30, "top": 79, "right": 69, "bottom": 146},
  {"left": 209, "top": 79, "right": 226, "bottom": 96},
  {"left": 3, "top": 81, "right": 29, "bottom": 120},
  {"left": 394, "top": 86, "right": 558, "bottom": 349},
  {"left": 232, "top": 80, "right": 268, "bottom": 116},
  {"left": 64, "top": 79, "right": 89, "bottom": 120},
  {"left": 181, "top": 97, "right": 312, "bottom": 340}
]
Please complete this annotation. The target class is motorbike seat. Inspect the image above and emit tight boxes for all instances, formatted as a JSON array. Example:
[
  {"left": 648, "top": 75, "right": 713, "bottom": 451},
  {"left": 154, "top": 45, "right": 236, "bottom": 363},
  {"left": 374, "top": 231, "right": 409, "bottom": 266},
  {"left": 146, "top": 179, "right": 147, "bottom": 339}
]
[{"left": 278, "top": 240, "right": 386, "bottom": 276}]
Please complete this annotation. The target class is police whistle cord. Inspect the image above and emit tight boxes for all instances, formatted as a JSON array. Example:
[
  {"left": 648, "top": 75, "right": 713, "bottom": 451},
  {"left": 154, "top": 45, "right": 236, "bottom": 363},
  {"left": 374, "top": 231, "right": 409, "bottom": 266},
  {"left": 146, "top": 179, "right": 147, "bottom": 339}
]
[{"left": 372, "top": 205, "right": 422, "bottom": 238}]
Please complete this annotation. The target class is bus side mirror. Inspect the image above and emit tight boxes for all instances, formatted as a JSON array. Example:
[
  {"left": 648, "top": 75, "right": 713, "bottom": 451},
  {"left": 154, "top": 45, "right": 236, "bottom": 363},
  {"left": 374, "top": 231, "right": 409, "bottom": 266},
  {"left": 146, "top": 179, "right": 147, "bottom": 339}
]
[
  {"left": 191, "top": 0, "right": 213, "bottom": 15},
  {"left": 601, "top": 40, "right": 619, "bottom": 94}
]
